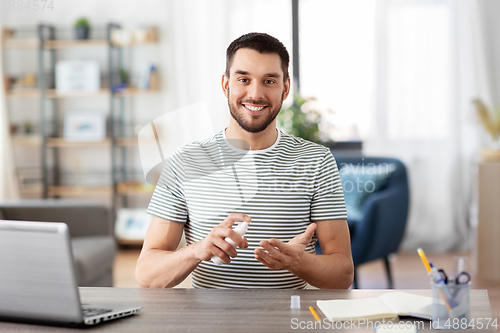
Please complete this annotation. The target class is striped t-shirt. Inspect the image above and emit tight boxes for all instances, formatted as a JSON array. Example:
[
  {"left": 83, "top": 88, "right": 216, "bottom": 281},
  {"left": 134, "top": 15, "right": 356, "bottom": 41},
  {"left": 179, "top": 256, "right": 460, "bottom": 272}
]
[{"left": 147, "top": 129, "right": 347, "bottom": 289}]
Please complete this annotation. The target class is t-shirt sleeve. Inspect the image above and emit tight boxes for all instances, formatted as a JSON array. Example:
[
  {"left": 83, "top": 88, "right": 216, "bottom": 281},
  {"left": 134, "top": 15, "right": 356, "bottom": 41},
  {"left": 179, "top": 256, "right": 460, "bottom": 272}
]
[
  {"left": 310, "top": 150, "right": 348, "bottom": 221},
  {"left": 147, "top": 148, "right": 188, "bottom": 223}
]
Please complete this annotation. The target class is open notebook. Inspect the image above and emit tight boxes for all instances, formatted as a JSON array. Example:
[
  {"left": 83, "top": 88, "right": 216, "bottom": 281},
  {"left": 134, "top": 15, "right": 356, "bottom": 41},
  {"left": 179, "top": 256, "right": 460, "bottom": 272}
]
[{"left": 317, "top": 292, "right": 433, "bottom": 322}]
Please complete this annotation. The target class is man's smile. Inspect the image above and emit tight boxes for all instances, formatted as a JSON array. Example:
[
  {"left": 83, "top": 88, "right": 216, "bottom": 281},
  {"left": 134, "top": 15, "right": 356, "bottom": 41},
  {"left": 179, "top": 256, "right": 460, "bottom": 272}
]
[{"left": 241, "top": 102, "right": 269, "bottom": 115}]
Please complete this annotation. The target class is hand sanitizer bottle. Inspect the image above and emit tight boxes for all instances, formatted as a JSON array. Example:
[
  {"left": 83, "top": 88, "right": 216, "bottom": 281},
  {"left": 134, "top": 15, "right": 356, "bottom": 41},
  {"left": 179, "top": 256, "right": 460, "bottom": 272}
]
[{"left": 211, "top": 222, "right": 249, "bottom": 265}]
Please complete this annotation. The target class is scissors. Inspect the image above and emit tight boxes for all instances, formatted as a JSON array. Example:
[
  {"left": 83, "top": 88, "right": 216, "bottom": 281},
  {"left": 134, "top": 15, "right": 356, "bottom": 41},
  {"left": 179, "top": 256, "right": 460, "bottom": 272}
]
[{"left": 437, "top": 269, "right": 471, "bottom": 284}]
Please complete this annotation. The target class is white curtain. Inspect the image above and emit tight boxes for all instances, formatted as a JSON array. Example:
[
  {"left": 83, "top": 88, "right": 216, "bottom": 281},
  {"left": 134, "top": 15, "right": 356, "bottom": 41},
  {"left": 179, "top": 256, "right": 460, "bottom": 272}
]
[
  {"left": 365, "top": 0, "right": 489, "bottom": 252},
  {"left": 0, "top": 20, "right": 20, "bottom": 201}
]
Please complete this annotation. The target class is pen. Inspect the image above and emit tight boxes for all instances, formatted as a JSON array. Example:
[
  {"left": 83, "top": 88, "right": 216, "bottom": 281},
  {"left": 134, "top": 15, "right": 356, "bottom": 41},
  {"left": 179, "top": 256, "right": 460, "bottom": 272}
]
[
  {"left": 429, "top": 263, "right": 446, "bottom": 284},
  {"left": 309, "top": 306, "right": 321, "bottom": 322}
]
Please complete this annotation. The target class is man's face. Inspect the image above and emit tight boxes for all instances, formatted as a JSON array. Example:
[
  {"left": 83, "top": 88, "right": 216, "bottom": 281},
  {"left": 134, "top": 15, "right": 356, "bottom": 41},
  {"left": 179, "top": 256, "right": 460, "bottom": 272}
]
[{"left": 222, "top": 48, "right": 290, "bottom": 133}]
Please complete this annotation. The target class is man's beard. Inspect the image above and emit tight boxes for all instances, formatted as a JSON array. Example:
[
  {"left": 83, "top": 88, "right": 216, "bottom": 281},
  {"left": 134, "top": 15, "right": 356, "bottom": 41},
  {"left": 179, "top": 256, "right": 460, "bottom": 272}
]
[{"left": 228, "top": 89, "right": 285, "bottom": 133}]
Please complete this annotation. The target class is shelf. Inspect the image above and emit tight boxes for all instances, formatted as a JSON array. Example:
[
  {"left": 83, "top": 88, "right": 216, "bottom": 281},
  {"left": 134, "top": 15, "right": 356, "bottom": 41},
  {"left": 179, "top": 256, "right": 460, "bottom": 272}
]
[
  {"left": 19, "top": 186, "right": 43, "bottom": 196},
  {"left": 48, "top": 186, "right": 113, "bottom": 196},
  {"left": 45, "top": 138, "right": 139, "bottom": 147},
  {"left": 117, "top": 137, "right": 138, "bottom": 146},
  {"left": 3, "top": 24, "right": 158, "bottom": 51},
  {"left": 43, "top": 39, "right": 159, "bottom": 49},
  {"left": 2, "top": 38, "right": 38, "bottom": 49},
  {"left": 44, "top": 39, "right": 108, "bottom": 49},
  {"left": 2, "top": 39, "right": 158, "bottom": 50},
  {"left": 7, "top": 89, "right": 109, "bottom": 98},
  {"left": 119, "top": 41, "right": 158, "bottom": 47},
  {"left": 116, "top": 88, "right": 159, "bottom": 96},
  {"left": 7, "top": 88, "right": 158, "bottom": 98},
  {"left": 12, "top": 136, "right": 138, "bottom": 147},
  {"left": 7, "top": 89, "right": 39, "bottom": 98},
  {"left": 117, "top": 182, "right": 154, "bottom": 195},
  {"left": 46, "top": 89, "right": 110, "bottom": 98},
  {"left": 48, "top": 184, "right": 151, "bottom": 197},
  {"left": 46, "top": 138, "right": 111, "bottom": 147},
  {"left": 11, "top": 135, "right": 42, "bottom": 147}
]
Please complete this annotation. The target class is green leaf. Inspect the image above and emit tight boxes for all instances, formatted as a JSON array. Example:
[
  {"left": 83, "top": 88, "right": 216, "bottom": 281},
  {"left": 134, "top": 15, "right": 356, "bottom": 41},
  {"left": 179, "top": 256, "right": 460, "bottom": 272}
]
[
  {"left": 74, "top": 18, "right": 90, "bottom": 28},
  {"left": 278, "top": 94, "right": 323, "bottom": 144}
]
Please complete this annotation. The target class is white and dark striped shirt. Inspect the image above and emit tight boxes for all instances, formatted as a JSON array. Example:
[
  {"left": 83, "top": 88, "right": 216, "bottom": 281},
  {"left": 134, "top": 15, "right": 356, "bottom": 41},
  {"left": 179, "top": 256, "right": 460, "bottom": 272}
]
[{"left": 147, "top": 129, "right": 347, "bottom": 289}]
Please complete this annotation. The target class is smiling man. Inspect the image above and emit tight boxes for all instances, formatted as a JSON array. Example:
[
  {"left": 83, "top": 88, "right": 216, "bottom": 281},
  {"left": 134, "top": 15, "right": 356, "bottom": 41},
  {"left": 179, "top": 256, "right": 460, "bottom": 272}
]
[{"left": 136, "top": 33, "right": 354, "bottom": 289}]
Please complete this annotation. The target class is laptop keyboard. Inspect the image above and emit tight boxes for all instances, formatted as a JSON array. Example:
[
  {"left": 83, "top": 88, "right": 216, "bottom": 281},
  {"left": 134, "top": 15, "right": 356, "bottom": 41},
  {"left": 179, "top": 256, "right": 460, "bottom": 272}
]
[{"left": 82, "top": 307, "right": 113, "bottom": 317}]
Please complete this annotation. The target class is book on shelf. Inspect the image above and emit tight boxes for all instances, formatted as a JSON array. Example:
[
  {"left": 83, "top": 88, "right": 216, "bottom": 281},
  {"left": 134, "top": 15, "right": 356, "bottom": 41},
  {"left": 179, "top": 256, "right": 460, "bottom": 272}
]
[{"left": 138, "top": 64, "right": 158, "bottom": 90}]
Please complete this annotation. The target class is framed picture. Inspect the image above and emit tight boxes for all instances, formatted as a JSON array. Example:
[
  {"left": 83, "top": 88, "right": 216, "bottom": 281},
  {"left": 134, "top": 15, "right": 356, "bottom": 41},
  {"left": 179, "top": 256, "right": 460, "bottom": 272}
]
[
  {"left": 63, "top": 110, "right": 107, "bottom": 142},
  {"left": 56, "top": 60, "right": 100, "bottom": 92},
  {"left": 115, "top": 208, "right": 151, "bottom": 242}
]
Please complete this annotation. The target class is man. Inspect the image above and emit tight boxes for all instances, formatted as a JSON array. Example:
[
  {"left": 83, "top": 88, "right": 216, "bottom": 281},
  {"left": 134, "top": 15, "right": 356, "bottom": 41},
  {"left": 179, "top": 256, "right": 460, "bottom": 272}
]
[{"left": 136, "top": 32, "right": 353, "bottom": 289}]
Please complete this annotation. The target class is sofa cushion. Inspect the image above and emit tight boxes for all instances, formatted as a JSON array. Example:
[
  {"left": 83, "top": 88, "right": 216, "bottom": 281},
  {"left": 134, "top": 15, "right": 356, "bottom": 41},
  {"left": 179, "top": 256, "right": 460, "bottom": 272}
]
[
  {"left": 339, "top": 163, "right": 396, "bottom": 221},
  {"left": 71, "top": 236, "right": 116, "bottom": 286}
]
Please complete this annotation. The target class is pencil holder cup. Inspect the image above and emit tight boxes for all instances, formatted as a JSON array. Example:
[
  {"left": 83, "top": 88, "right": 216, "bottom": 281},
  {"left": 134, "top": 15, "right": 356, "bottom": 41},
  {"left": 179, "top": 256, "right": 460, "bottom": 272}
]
[{"left": 431, "top": 282, "right": 471, "bottom": 329}]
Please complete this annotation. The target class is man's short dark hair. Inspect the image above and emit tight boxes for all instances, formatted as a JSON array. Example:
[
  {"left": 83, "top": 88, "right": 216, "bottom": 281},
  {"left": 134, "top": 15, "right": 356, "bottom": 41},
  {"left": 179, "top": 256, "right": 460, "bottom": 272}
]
[{"left": 226, "top": 32, "right": 290, "bottom": 82}]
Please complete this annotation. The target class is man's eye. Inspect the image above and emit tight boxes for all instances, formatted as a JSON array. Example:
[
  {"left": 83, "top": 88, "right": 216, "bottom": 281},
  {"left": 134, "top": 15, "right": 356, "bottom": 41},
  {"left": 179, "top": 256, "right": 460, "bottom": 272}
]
[
  {"left": 239, "top": 78, "right": 249, "bottom": 83},
  {"left": 265, "top": 80, "right": 275, "bottom": 84}
]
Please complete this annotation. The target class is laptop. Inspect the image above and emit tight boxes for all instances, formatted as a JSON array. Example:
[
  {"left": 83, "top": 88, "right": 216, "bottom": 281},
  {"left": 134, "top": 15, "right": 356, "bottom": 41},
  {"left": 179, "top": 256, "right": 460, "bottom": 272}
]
[{"left": 0, "top": 220, "right": 142, "bottom": 326}]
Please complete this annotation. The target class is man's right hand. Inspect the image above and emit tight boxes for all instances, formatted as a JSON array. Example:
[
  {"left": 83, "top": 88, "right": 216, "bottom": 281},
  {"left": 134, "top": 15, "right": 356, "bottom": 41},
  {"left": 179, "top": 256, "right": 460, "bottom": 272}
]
[{"left": 193, "top": 213, "right": 251, "bottom": 264}]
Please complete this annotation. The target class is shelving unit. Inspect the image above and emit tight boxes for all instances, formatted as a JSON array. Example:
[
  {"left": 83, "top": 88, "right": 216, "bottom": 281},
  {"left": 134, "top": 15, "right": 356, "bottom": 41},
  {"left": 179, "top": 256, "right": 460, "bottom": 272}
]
[{"left": 3, "top": 24, "right": 158, "bottom": 219}]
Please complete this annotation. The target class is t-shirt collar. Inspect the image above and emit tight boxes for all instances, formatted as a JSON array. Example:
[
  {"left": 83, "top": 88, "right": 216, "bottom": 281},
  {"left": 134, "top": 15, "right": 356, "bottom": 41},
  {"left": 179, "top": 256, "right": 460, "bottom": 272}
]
[{"left": 221, "top": 128, "right": 281, "bottom": 154}]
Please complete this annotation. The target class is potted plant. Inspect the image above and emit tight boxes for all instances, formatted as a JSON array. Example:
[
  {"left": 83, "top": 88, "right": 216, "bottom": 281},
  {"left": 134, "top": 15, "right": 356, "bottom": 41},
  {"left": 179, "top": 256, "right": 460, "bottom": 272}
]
[
  {"left": 74, "top": 18, "right": 90, "bottom": 40},
  {"left": 473, "top": 99, "right": 500, "bottom": 150},
  {"left": 278, "top": 94, "right": 329, "bottom": 144}
]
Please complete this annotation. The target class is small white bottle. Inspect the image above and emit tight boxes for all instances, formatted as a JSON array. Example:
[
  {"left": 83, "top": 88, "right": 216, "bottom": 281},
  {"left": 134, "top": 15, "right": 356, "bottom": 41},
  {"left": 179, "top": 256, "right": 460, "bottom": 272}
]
[{"left": 211, "top": 222, "right": 249, "bottom": 265}]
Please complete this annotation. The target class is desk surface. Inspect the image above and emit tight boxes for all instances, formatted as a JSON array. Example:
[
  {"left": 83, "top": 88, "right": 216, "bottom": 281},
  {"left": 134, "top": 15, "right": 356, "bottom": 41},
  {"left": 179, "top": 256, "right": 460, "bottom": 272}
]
[{"left": 1, "top": 288, "right": 494, "bottom": 332}]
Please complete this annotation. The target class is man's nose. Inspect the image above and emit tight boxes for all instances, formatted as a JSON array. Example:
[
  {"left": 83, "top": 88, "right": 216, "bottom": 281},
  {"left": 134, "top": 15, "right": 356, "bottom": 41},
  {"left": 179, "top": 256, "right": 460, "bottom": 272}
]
[{"left": 247, "top": 81, "right": 265, "bottom": 101}]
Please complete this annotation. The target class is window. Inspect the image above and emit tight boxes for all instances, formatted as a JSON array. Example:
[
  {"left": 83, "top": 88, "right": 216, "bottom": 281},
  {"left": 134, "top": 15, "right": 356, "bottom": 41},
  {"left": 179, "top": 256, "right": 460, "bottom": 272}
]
[
  {"left": 299, "top": 0, "right": 376, "bottom": 141},
  {"left": 298, "top": 0, "right": 452, "bottom": 141}
]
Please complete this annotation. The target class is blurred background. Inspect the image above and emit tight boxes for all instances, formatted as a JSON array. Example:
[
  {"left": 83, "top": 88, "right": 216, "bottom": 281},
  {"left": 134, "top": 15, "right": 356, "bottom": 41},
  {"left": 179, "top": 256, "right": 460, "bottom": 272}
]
[{"left": 1, "top": 0, "right": 500, "bottom": 304}]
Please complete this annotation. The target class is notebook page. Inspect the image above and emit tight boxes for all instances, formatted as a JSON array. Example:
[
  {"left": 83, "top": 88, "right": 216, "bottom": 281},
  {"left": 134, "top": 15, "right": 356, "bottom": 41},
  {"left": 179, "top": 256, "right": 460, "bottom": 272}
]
[
  {"left": 379, "top": 292, "right": 433, "bottom": 316},
  {"left": 317, "top": 297, "right": 397, "bottom": 322}
]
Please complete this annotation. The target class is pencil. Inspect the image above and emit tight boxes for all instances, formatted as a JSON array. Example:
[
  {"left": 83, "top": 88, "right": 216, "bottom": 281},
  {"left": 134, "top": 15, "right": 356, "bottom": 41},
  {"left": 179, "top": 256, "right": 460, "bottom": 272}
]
[
  {"left": 437, "top": 288, "right": 452, "bottom": 311},
  {"left": 309, "top": 306, "right": 321, "bottom": 322},
  {"left": 417, "top": 248, "right": 432, "bottom": 273}
]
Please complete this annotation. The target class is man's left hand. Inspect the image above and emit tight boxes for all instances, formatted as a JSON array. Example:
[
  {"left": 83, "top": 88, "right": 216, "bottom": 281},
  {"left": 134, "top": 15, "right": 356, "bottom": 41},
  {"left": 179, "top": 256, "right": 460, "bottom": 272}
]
[{"left": 254, "top": 223, "right": 317, "bottom": 270}]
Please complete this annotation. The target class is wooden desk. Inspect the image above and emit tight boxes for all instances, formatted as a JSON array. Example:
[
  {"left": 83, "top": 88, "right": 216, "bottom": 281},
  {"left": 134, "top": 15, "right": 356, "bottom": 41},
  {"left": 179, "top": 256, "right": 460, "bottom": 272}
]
[{"left": 0, "top": 288, "right": 495, "bottom": 332}]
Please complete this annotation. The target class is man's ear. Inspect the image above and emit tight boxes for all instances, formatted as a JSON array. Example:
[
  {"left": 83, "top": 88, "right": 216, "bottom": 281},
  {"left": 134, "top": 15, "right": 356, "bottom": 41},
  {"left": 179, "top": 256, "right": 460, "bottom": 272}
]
[
  {"left": 283, "top": 76, "right": 291, "bottom": 100},
  {"left": 222, "top": 73, "right": 229, "bottom": 98}
]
